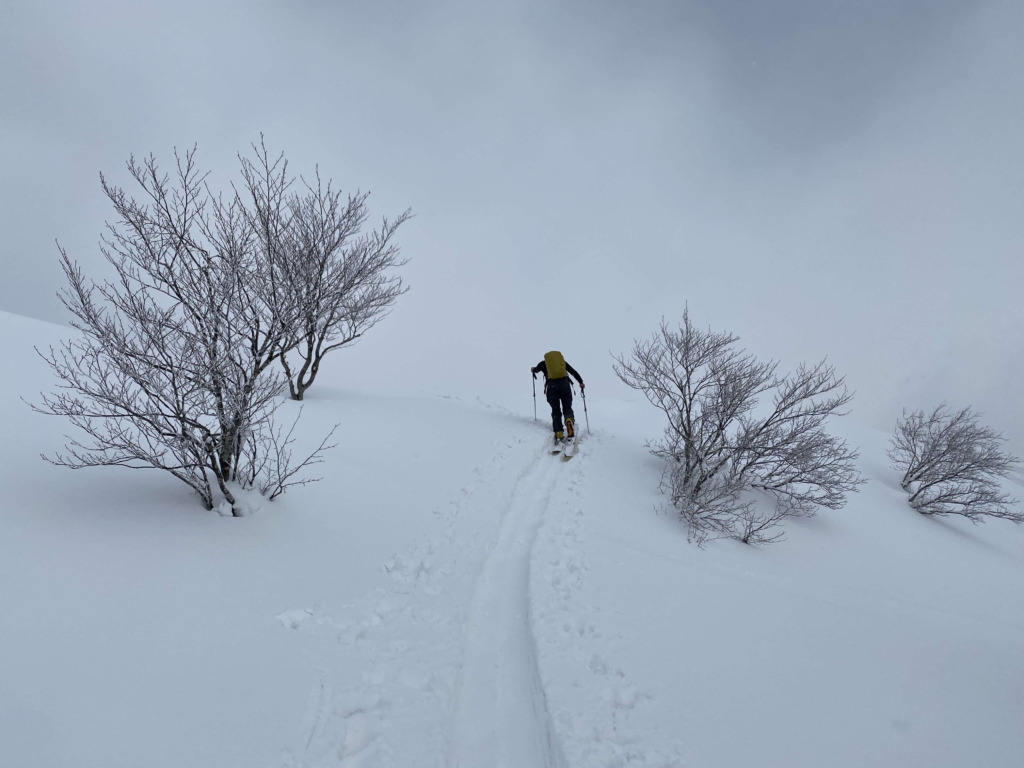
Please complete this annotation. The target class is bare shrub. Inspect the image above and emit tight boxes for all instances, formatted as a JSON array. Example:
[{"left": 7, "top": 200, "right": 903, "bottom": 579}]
[
  {"left": 613, "top": 309, "right": 863, "bottom": 544},
  {"left": 31, "top": 146, "right": 341, "bottom": 514},
  {"left": 888, "top": 404, "right": 1021, "bottom": 523}
]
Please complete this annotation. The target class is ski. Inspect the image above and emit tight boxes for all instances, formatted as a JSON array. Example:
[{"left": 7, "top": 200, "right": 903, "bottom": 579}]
[{"left": 561, "top": 433, "right": 579, "bottom": 460}]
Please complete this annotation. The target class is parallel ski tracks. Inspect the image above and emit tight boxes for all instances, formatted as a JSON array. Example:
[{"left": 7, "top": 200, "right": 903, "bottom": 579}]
[{"left": 449, "top": 447, "right": 568, "bottom": 768}]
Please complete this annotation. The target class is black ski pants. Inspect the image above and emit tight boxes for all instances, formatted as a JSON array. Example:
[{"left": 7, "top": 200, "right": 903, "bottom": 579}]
[{"left": 545, "top": 377, "right": 575, "bottom": 434}]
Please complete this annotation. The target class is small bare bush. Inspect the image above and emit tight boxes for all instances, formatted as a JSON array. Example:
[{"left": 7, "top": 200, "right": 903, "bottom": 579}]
[
  {"left": 31, "top": 145, "right": 341, "bottom": 514},
  {"left": 613, "top": 309, "right": 863, "bottom": 544},
  {"left": 888, "top": 404, "right": 1021, "bottom": 523}
]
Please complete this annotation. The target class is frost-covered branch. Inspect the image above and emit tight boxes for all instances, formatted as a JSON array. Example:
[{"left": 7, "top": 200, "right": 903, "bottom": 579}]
[
  {"left": 613, "top": 308, "right": 863, "bottom": 544},
  {"left": 236, "top": 141, "right": 412, "bottom": 400},
  {"left": 888, "top": 404, "right": 1021, "bottom": 522}
]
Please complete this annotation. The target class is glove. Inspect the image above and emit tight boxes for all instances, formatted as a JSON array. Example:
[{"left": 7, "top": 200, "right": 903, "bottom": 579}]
[{"left": 580, "top": 381, "right": 586, "bottom": 391}]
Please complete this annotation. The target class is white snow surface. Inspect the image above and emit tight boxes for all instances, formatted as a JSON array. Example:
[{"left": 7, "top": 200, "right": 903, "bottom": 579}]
[{"left": 2, "top": 309, "right": 1023, "bottom": 768}]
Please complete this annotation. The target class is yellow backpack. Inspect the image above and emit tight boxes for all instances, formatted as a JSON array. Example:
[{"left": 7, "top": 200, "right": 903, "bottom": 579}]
[{"left": 544, "top": 350, "right": 567, "bottom": 379}]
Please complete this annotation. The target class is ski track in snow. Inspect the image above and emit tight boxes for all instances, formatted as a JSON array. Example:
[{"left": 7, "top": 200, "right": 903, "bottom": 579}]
[
  {"left": 273, "top": 429, "right": 683, "bottom": 767},
  {"left": 277, "top": 432, "right": 572, "bottom": 767},
  {"left": 448, "top": 449, "right": 567, "bottom": 768}
]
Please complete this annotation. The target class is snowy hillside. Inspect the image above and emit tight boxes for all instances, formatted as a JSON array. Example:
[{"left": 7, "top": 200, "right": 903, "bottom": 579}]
[{"left": 2, "top": 309, "right": 1023, "bottom": 768}]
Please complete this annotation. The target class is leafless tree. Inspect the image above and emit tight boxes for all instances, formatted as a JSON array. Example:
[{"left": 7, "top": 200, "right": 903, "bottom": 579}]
[
  {"left": 613, "top": 309, "right": 863, "bottom": 544},
  {"left": 32, "top": 147, "right": 336, "bottom": 514},
  {"left": 236, "top": 142, "right": 411, "bottom": 400},
  {"left": 888, "top": 404, "right": 1021, "bottom": 523}
]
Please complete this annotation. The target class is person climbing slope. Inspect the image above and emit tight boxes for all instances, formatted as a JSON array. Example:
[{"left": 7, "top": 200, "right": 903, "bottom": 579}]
[{"left": 531, "top": 350, "right": 585, "bottom": 445}]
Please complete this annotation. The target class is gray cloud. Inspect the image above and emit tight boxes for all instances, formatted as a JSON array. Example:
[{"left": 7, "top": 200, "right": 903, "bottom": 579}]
[{"left": 2, "top": 0, "right": 1020, "bottom": 440}]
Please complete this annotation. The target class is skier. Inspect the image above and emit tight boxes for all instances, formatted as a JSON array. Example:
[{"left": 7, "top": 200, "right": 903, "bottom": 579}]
[{"left": 531, "top": 351, "right": 585, "bottom": 444}]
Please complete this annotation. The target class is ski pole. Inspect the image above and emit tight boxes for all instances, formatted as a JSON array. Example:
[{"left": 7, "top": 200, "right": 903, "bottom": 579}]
[
  {"left": 582, "top": 387, "right": 591, "bottom": 435},
  {"left": 532, "top": 371, "right": 537, "bottom": 421}
]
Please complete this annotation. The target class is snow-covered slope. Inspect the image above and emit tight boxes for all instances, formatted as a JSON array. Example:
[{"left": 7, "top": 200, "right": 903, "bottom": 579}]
[{"left": 2, "top": 310, "right": 1022, "bottom": 767}]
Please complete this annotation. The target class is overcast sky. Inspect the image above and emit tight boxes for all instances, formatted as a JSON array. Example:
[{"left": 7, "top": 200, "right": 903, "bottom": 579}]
[{"left": 3, "top": 0, "right": 1022, "bottom": 436}]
